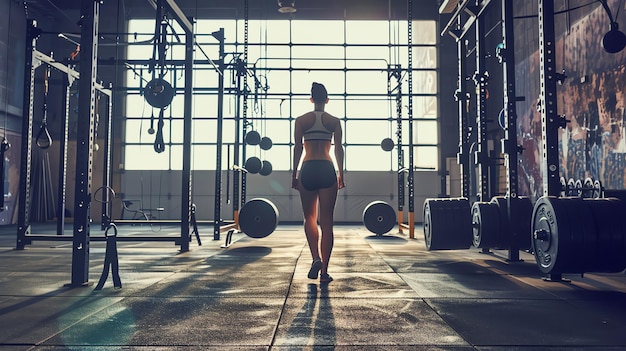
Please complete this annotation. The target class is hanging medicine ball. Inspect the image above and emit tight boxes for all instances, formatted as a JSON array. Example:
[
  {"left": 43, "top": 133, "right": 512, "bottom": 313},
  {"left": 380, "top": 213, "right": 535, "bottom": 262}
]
[
  {"left": 602, "top": 22, "right": 626, "bottom": 54},
  {"left": 244, "top": 156, "right": 262, "bottom": 174},
  {"left": 245, "top": 130, "right": 261, "bottom": 145},
  {"left": 144, "top": 78, "right": 174, "bottom": 108},
  {"left": 381, "top": 138, "right": 395, "bottom": 151},
  {"left": 259, "top": 136, "right": 273, "bottom": 150},
  {"left": 259, "top": 160, "right": 273, "bottom": 176}
]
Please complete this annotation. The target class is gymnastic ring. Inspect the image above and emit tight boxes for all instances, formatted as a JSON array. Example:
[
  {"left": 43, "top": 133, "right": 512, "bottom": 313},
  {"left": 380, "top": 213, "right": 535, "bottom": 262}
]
[{"left": 93, "top": 186, "right": 117, "bottom": 204}]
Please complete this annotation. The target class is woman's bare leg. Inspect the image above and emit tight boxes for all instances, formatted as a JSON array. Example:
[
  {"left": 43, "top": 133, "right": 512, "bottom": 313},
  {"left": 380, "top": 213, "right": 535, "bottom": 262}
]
[
  {"left": 299, "top": 186, "right": 320, "bottom": 260},
  {"left": 317, "top": 183, "right": 338, "bottom": 275}
]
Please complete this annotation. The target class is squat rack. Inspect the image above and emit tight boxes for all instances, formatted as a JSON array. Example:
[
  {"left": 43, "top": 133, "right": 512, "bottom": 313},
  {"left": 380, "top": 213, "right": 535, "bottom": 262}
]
[{"left": 15, "top": 0, "right": 196, "bottom": 287}]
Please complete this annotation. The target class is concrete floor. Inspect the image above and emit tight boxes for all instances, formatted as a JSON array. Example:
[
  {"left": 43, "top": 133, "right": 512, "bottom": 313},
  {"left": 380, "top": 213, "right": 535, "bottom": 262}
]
[{"left": 1, "top": 224, "right": 626, "bottom": 350}]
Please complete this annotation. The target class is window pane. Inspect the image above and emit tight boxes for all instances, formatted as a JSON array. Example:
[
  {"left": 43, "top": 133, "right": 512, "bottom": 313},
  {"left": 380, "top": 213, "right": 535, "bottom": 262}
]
[
  {"left": 125, "top": 94, "right": 149, "bottom": 118},
  {"left": 413, "top": 21, "right": 437, "bottom": 45},
  {"left": 124, "top": 119, "right": 150, "bottom": 143},
  {"left": 413, "top": 47, "right": 437, "bottom": 69},
  {"left": 415, "top": 146, "right": 438, "bottom": 170},
  {"left": 412, "top": 70, "right": 438, "bottom": 94},
  {"left": 253, "top": 119, "right": 292, "bottom": 144},
  {"left": 414, "top": 96, "right": 438, "bottom": 118},
  {"left": 194, "top": 67, "right": 220, "bottom": 88},
  {"left": 192, "top": 119, "right": 215, "bottom": 143},
  {"left": 292, "top": 70, "right": 345, "bottom": 96},
  {"left": 346, "top": 21, "right": 388, "bottom": 44},
  {"left": 415, "top": 120, "right": 438, "bottom": 144},
  {"left": 291, "top": 47, "right": 345, "bottom": 68},
  {"left": 345, "top": 46, "right": 389, "bottom": 69},
  {"left": 193, "top": 145, "right": 217, "bottom": 170},
  {"left": 346, "top": 146, "right": 392, "bottom": 171},
  {"left": 292, "top": 21, "right": 345, "bottom": 44},
  {"left": 193, "top": 95, "right": 218, "bottom": 117},
  {"left": 346, "top": 71, "right": 387, "bottom": 94},
  {"left": 346, "top": 98, "right": 390, "bottom": 119},
  {"left": 394, "top": 21, "right": 437, "bottom": 45},
  {"left": 345, "top": 120, "right": 391, "bottom": 144},
  {"left": 169, "top": 146, "right": 184, "bottom": 170},
  {"left": 250, "top": 145, "right": 290, "bottom": 171},
  {"left": 257, "top": 46, "right": 291, "bottom": 67},
  {"left": 124, "top": 145, "right": 172, "bottom": 170}
]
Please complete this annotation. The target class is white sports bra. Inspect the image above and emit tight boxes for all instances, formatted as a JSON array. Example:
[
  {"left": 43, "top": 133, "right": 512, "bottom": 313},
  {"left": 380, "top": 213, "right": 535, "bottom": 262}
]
[{"left": 303, "top": 111, "right": 333, "bottom": 141}]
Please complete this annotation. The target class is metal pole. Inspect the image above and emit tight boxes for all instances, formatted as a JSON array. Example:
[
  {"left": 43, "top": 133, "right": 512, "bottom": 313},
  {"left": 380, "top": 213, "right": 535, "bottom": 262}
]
[
  {"left": 233, "top": 61, "right": 243, "bottom": 228},
  {"left": 501, "top": 0, "right": 522, "bottom": 261},
  {"left": 100, "top": 88, "right": 114, "bottom": 229},
  {"left": 179, "top": 18, "right": 194, "bottom": 252},
  {"left": 71, "top": 0, "right": 100, "bottom": 286},
  {"left": 213, "top": 28, "right": 226, "bottom": 241},
  {"left": 241, "top": 1, "right": 250, "bottom": 209},
  {"left": 57, "top": 67, "right": 70, "bottom": 235},
  {"left": 456, "top": 17, "right": 471, "bottom": 199},
  {"left": 16, "top": 20, "right": 39, "bottom": 250},
  {"left": 474, "top": 5, "right": 490, "bottom": 202},
  {"left": 539, "top": 0, "right": 561, "bottom": 197},
  {"left": 407, "top": 0, "right": 415, "bottom": 238}
]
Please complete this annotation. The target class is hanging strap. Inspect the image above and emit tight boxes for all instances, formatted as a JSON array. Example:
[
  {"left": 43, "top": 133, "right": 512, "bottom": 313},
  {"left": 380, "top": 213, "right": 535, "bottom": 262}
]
[
  {"left": 148, "top": 110, "right": 155, "bottom": 134},
  {"left": 0, "top": 138, "right": 9, "bottom": 212},
  {"left": 153, "top": 108, "right": 165, "bottom": 153},
  {"left": 95, "top": 223, "right": 122, "bottom": 290},
  {"left": 37, "top": 65, "right": 53, "bottom": 149}
]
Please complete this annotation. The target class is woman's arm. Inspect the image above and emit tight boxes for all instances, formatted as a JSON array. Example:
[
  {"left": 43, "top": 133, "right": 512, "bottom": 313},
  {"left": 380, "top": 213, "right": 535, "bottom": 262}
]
[
  {"left": 292, "top": 118, "right": 304, "bottom": 189},
  {"left": 333, "top": 118, "right": 345, "bottom": 189}
]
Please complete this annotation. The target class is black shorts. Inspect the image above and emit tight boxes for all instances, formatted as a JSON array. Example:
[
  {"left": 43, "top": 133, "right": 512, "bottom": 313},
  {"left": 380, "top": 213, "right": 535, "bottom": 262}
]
[{"left": 300, "top": 160, "right": 336, "bottom": 191}]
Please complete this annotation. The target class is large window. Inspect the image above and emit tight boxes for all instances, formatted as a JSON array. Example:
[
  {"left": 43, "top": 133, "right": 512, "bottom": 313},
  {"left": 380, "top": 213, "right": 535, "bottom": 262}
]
[{"left": 123, "top": 19, "right": 438, "bottom": 171}]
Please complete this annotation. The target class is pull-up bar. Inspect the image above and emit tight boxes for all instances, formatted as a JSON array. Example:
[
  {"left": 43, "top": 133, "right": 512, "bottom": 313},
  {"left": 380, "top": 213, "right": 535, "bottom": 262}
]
[{"left": 33, "top": 49, "right": 112, "bottom": 97}]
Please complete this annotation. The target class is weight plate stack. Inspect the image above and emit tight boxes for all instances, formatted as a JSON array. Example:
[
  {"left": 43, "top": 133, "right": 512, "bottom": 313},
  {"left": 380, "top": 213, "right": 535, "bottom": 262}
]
[
  {"left": 471, "top": 201, "right": 501, "bottom": 248},
  {"left": 583, "top": 198, "right": 626, "bottom": 273},
  {"left": 423, "top": 198, "right": 472, "bottom": 250},
  {"left": 239, "top": 198, "right": 279, "bottom": 239},
  {"left": 557, "top": 197, "right": 595, "bottom": 273},
  {"left": 490, "top": 196, "right": 533, "bottom": 250},
  {"left": 363, "top": 201, "right": 396, "bottom": 235},
  {"left": 512, "top": 197, "right": 534, "bottom": 250},
  {"left": 531, "top": 197, "right": 596, "bottom": 274}
]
